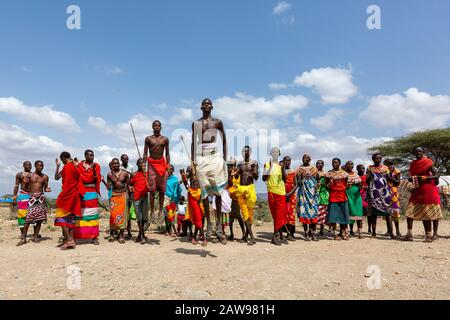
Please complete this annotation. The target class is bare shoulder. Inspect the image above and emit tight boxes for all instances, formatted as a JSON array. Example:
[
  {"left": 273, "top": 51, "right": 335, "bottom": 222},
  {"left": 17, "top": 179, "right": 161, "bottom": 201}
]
[{"left": 214, "top": 118, "right": 224, "bottom": 126}]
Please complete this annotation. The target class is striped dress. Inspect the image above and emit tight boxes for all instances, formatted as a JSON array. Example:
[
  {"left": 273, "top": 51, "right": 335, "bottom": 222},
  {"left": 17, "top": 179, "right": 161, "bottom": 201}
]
[
  {"left": 296, "top": 166, "right": 319, "bottom": 224},
  {"left": 317, "top": 172, "right": 330, "bottom": 225},
  {"left": 17, "top": 190, "right": 30, "bottom": 228},
  {"left": 74, "top": 161, "right": 101, "bottom": 240}
]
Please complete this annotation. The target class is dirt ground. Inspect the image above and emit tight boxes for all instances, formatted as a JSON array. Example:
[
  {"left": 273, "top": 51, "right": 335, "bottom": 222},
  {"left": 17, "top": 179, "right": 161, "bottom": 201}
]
[{"left": 0, "top": 207, "right": 449, "bottom": 300}]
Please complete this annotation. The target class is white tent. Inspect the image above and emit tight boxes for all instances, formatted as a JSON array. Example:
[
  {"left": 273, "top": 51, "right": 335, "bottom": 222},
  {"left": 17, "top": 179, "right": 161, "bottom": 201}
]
[{"left": 439, "top": 176, "right": 450, "bottom": 195}]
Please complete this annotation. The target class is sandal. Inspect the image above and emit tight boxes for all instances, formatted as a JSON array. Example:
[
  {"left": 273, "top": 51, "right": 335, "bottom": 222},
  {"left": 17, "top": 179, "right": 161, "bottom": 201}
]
[
  {"left": 61, "top": 241, "right": 76, "bottom": 250},
  {"left": 201, "top": 239, "right": 208, "bottom": 247},
  {"left": 16, "top": 239, "right": 27, "bottom": 246},
  {"left": 271, "top": 237, "right": 282, "bottom": 246},
  {"left": 402, "top": 235, "right": 413, "bottom": 242},
  {"left": 424, "top": 235, "right": 433, "bottom": 243},
  {"left": 333, "top": 235, "right": 341, "bottom": 241},
  {"left": 220, "top": 236, "right": 227, "bottom": 245},
  {"left": 118, "top": 238, "right": 126, "bottom": 244}
]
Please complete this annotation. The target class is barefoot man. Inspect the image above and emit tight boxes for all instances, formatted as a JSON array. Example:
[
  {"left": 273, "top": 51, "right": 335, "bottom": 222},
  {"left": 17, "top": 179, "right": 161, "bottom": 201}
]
[
  {"left": 17, "top": 161, "right": 51, "bottom": 246},
  {"left": 120, "top": 154, "right": 134, "bottom": 239},
  {"left": 191, "top": 98, "right": 228, "bottom": 244},
  {"left": 54, "top": 152, "right": 81, "bottom": 250},
  {"left": 229, "top": 146, "right": 258, "bottom": 245},
  {"left": 107, "top": 158, "right": 131, "bottom": 244},
  {"left": 13, "top": 161, "right": 32, "bottom": 239},
  {"left": 144, "top": 120, "right": 170, "bottom": 225},
  {"left": 75, "top": 150, "right": 101, "bottom": 244}
]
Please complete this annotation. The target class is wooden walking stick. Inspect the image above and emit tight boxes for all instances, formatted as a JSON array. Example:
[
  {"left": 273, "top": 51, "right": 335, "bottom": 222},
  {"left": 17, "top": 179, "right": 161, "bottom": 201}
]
[
  {"left": 130, "top": 123, "right": 142, "bottom": 159},
  {"left": 181, "top": 135, "right": 197, "bottom": 177}
]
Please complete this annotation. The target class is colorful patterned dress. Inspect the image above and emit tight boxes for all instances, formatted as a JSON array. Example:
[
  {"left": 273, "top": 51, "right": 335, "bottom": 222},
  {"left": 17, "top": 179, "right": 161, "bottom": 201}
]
[
  {"left": 317, "top": 171, "right": 329, "bottom": 225},
  {"left": 367, "top": 165, "right": 391, "bottom": 217},
  {"left": 359, "top": 174, "right": 369, "bottom": 216},
  {"left": 387, "top": 168, "right": 401, "bottom": 220},
  {"left": 346, "top": 172, "right": 363, "bottom": 222},
  {"left": 74, "top": 161, "right": 101, "bottom": 240},
  {"left": 285, "top": 169, "right": 297, "bottom": 226},
  {"left": 296, "top": 165, "right": 319, "bottom": 224}
]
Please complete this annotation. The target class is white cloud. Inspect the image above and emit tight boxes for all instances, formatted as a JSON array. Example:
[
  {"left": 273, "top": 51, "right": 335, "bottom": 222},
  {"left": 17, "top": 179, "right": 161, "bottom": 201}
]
[
  {"left": 0, "top": 122, "right": 69, "bottom": 195},
  {"left": 310, "top": 108, "right": 344, "bottom": 131},
  {"left": 294, "top": 67, "right": 358, "bottom": 104},
  {"left": 360, "top": 88, "right": 450, "bottom": 132},
  {"left": 0, "top": 123, "right": 64, "bottom": 157},
  {"left": 21, "top": 66, "right": 32, "bottom": 73},
  {"left": 268, "top": 82, "right": 289, "bottom": 90},
  {"left": 273, "top": 1, "right": 292, "bottom": 15},
  {"left": 88, "top": 116, "right": 111, "bottom": 134},
  {"left": 214, "top": 92, "right": 309, "bottom": 130},
  {"left": 87, "top": 113, "right": 166, "bottom": 146},
  {"left": 169, "top": 108, "right": 194, "bottom": 125},
  {"left": 0, "top": 97, "right": 80, "bottom": 133}
]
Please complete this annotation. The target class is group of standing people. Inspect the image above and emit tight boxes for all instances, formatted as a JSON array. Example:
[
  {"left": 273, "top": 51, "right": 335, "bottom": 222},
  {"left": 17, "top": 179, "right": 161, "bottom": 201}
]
[
  {"left": 11, "top": 98, "right": 444, "bottom": 249},
  {"left": 262, "top": 146, "right": 443, "bottom": 245}
]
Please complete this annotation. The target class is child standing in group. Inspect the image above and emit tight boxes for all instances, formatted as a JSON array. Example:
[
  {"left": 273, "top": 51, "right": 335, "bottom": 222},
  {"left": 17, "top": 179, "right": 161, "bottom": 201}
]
[
  {"left": 129, "top": 159, "right": 150, "bottom": 244},
  {"left": 164, "top": 165, "right": 182, "bottom": 237}
]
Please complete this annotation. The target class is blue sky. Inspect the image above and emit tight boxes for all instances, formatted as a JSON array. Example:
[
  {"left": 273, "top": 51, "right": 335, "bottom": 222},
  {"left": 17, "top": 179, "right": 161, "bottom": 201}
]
[{"left": 1, "top": 0, "right": 450, "bottom": 195}]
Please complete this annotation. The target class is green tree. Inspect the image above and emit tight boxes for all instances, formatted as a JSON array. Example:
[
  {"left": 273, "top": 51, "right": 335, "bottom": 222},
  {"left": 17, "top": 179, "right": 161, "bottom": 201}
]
[{"left": 369, "top": 127, "right": 450, "bottom": 174}]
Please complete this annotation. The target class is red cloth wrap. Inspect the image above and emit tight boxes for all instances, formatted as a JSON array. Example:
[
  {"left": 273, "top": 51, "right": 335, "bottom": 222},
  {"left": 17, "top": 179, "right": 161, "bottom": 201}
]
[
  {"left": 147, "top": 157, "right": 169, "bottom": 192},
  {"left": 188, "top": 188, "right": 203, "bottom": 229},
  {"left": 268, "top": 192, "right": 287, "bottom": 231},
  {"left": 56, "top": 162, "right": 81, "bottom": 217}
]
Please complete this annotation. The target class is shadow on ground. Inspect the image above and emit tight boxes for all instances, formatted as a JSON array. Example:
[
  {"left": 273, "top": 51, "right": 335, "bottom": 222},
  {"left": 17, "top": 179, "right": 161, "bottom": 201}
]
[{"left": 174, "top": 247, "right": 217, "bottom": 258}]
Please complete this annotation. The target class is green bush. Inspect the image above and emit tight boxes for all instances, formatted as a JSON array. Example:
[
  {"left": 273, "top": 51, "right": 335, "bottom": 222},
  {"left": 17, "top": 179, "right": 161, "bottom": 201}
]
[{"left": 254, "top": 200, "right": 273, "bottom": 223}]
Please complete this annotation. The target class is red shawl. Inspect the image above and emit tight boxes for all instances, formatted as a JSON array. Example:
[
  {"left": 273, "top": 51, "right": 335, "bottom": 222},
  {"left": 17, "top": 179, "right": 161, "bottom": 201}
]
[
  {"left": 409, "top": 157, "right": 440, "bottom": 204},
  {"left": 130, "top": 171, "right": 149, "bottom": 201},
  {"left": 56, "top": 162, "right": 81, "bottom": 217},
  {"left": 409, "top": 157, "right": 433, "bottom": 176},
  {"left": 77, "top": 161, "right": 101, "bottom": 195}
]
